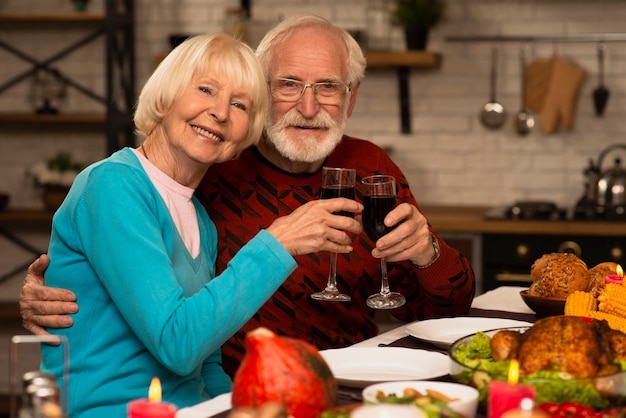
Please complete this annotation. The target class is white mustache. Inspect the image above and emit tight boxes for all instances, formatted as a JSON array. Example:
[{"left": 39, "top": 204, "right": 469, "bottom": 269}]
[{"left": 279, "top": 110, "right": 333, "bottom": 129}]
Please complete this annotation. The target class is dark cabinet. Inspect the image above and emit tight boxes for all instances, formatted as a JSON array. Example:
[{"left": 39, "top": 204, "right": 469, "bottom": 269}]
[{"left": 482, "top": 233, "right": 625, "bottom": 291}]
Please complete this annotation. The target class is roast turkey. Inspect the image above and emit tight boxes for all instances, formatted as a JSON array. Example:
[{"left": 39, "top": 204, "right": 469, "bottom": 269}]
[{"left": 490, "top": 316, "right": 626, "bottom": 378}]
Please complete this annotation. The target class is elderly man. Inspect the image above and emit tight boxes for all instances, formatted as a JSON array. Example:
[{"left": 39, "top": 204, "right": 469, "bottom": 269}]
[{"left": 20, "top": 15, "right": 475, "bottom": 377}]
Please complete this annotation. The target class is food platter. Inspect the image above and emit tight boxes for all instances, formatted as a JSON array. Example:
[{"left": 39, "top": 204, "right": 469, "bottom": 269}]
[
  {"left": 319, "top": 347, "right": 449, "bottom": 388},
  {"left": 448, "top": 324, "right": 626, "bottom": 409},
  {"left": 405, "top": 317, "right": 533, "bottom": 348}
]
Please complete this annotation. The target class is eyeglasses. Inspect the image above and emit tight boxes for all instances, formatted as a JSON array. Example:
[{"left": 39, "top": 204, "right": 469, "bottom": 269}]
[{"left": 268, "top": 78, "right": 351, "bottom": 105}]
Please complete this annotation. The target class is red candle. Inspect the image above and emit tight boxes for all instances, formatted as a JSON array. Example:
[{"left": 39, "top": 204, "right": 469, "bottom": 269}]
[
  {"left": 127, "top": 377, "right": 177, "bottom": 418},
  {"left": 127, "top": 399, "right": 177, "bottom": 418},
  {"left": 488, "top": 360, "right": 536, "bottom": 418},
  {"left": 605, "top": 264, "right": 623, "bottom": 285}
]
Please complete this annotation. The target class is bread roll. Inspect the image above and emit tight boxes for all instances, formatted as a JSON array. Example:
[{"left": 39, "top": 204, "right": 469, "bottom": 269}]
[
  {"left": 530, "top": 254, "right": 552, "bottom": 283},
  {"left": 528, "top": 253, "right": 589, "bottom": 299},
  {"left": 588, "top": 262, "right": 619, "bottom": 297}
]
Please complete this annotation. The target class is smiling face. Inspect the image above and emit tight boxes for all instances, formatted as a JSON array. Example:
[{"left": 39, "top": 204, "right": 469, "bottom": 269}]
[
  {"left": 263, "top": 26, "right": 359, "bottom": 169},
  {"left": 158, "top": 71, "right": 252, "bottom": 167},
  {"left": 133, "top": 33, "right": 267, "bottom": 186}
]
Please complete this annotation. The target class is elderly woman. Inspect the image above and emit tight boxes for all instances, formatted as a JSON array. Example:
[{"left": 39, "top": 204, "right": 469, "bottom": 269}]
[{"left": 40, "top": 33, "right": 362, "bottom": 417}]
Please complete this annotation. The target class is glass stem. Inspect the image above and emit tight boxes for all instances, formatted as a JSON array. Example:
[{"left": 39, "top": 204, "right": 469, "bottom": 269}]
[
  {"left": 325, "top": 252, "right": 339, "bottom": 292},
  {"left": 379, "top": 256, "right": 390, "bottom": 296}
]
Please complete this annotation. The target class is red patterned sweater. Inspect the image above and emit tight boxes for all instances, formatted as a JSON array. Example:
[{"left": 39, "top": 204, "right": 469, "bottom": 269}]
[{"left": 196, "top": 135, "right": 476, "bottom": 376}]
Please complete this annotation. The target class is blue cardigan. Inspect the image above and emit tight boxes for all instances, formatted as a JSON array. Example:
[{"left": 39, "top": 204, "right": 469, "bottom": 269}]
[{"left": 41, "top": 148, "right": 296, "bottom": 417}]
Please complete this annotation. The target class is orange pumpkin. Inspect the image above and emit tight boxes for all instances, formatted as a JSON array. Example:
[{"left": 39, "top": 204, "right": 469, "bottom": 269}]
[{"left": 231, "top": 327, "right": 337, "bottom": 418}]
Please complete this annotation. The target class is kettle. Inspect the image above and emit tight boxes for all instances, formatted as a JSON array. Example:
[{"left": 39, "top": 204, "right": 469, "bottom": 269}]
[{"left": 579, "top": 143, "right": 626, "bottom": 219}]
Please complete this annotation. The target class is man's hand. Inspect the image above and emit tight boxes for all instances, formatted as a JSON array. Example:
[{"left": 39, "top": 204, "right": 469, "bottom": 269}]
[
  {"left": 20, "top": 254, "right": 78, "bottom": 341},
  {"left": 369, "top": 203, "right": 436, "bottom": 266}
]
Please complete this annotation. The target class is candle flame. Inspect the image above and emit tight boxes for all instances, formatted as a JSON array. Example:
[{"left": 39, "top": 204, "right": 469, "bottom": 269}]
[
  {"left": 148, "top": 376, "right": 162, "bottom": 402},
  {"left": 508, "top": 359, "right": 520, "bottom": 385},
  {"left": 617, "top": 265, "right": 623, "bottom": 278}
]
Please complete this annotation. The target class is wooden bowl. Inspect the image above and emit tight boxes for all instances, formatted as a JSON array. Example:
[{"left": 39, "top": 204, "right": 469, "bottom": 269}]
[{"left": 519, "top": 289, "right": 566, "bottom": 317}]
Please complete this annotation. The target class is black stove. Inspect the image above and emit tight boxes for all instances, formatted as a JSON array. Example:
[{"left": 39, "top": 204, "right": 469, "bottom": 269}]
[
  {"left": 484, "top": 200, "right": 568, "bottom": 221},
  {"left": 485, "top": 199, "right": 626, "bottom": 221}
]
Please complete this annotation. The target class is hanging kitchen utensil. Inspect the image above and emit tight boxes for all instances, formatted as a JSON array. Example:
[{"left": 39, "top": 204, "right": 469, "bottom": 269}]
[
  {"left": 593, "top": 42, "right": 610, "bottom": 116},
  {"left": 515, "top": 44, "right": 535, "bottom": 136},
  {"left": 480, "top": 47, "right": 506, "bottom": 129}
]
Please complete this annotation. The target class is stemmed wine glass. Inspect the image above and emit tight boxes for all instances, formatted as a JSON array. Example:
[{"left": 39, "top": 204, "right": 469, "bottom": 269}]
[
  {"left": 311, "top": 167, "right": 356, "bottom": 302},
  {"left": 362, "top": 174, "right": 406, "bottom": 309}
]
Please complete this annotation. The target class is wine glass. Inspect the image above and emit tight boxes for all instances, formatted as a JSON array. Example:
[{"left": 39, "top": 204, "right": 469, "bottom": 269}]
[
  {"left": 311, "top": 167, "right": 356, "bottom": 302},
  {"left": 362, "top": 174, "right": 406, "bottom": 309}
]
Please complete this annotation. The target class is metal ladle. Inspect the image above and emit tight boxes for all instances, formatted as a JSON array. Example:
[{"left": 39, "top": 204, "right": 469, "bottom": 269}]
[
  {"left": 480, "top": 47, "right": 506, "bottom": 129},
  {"left": 515, "top": 45, "right": 535, "bottom": 136}
]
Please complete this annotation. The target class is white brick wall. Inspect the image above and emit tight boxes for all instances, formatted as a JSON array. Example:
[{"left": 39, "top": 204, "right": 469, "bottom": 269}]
[
  {"left": 3, "top": 0, "right": 626, "bottom": 210},
  {"left": 1, "top": 0, "right": 626, "bottom": 297}
]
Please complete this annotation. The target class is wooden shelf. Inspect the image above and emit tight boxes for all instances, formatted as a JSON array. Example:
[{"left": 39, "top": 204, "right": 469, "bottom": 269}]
[
  {"left": 0, "top": 301, "right": 19, "bottom": 320},
  {"left": 364, "top": 50, "right": 442, "bottom": 68},
  {"left": 0, "top": 13, "right": 105, "bottom": 25},
  {"left": 0, "top": 113, "right": 105, "bottom": 124},
  {"left": 0, "top": 1, "right": 135, "bottom": 154},
  {"left": 362, "top": 50, "right": 442, "bottom": 134},
  {"left": 0, "top": 210, "right": 54, "bottom": 223}
]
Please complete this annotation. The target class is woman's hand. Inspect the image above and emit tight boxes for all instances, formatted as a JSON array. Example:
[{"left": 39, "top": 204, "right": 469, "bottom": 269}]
[{"left": 266, "top": 198, "right": 363, "bottom": 256}]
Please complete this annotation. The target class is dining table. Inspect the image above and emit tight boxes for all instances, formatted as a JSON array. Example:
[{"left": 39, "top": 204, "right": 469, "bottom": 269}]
[{"left": 177, "top": 286, "right": 539, "bottom": 418}]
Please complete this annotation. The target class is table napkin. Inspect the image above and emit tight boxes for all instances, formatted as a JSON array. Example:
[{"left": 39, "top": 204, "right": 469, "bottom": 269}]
[
  {"left": 471, "top": 286, "right": 534, "bottom": 314},
  {"left": 177, "top": 393, "right": 231, "bottom": 418}
]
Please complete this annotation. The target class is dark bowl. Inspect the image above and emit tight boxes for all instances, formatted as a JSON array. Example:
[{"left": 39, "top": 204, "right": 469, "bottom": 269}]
[
  {"left": 448, "top": 326, "right": 626, "bottom": 409},
  {"left": 519, "top": 289, "right": 566, "bottom": 317},
  {"left": 0, "top": 193, "right": 9, "bottom": 211}
]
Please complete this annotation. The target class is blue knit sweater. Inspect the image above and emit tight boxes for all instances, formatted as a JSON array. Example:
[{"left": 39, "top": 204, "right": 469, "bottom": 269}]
[{"left": 41, "top": 148, "right": 296, "bottom": 417}]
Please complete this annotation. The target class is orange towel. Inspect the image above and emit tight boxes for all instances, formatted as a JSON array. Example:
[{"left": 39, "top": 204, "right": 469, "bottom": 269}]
[
  {"left": 526, "top": 58, "right": 555, "bottom": 113},
  {"left": 539, "top": 57, "right": 586, "bottom": 134}
]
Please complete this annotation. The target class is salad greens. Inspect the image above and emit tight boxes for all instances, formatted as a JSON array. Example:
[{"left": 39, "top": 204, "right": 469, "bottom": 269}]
[
  {"left": 372, "top": 390, "right": 462, "bottom": 418},
  {"left": 451, "top": 332, "right": 626, "bottom": 410}
]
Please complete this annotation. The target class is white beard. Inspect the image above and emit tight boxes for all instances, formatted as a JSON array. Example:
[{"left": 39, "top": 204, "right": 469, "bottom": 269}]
[{"left": 265, "top": 107, "right": 347, "bottom": 163}]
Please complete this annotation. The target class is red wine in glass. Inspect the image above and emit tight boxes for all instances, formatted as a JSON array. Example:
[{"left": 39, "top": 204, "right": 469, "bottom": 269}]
[
  {"left": 361, "top": 175, "right": 406, "bottom": 309},
  {"left": 362, "top": 195, "right": 396, "bottom": 241},
  {"left": 321, "top": 186, "right": 356, "bottom": 218},
  {"left": 311, "top": 167, "right": 356, "bottom": 302}
]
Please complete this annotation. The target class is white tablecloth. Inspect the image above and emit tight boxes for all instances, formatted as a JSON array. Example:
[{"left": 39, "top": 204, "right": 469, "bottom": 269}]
[{"left": 176, "top": 286, "right": 532, "bottom": 417}]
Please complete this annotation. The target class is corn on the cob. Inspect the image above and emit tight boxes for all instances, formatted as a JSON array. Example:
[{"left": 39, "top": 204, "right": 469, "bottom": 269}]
[
  {"left": 588, "top": 311, "right": 626, "bottom": 334},
  {"left": 597, "top": 283, "right": 626, "bottom": 317},
  {"left": 564, "top": 291, "right": 597, "bottom": 317}
]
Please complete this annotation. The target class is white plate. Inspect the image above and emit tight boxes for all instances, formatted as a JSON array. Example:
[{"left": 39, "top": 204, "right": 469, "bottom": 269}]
[
  {"left": 361, "top": 381, "right": 479, "bottom": 418},
  {"left": 405, "top": 317, "right": 533, "bottom": 349},
  {"left": 319, "top": 347, "right": 449, "bottom": 388}
]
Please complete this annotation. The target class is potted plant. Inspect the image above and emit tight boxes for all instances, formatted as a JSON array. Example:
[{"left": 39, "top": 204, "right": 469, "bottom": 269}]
[
  {"left": 391, "top": 0, "right": 446, "bottom": 50},
  {"left": 29, "top": 151, "right": 84, "bottom": 211}
]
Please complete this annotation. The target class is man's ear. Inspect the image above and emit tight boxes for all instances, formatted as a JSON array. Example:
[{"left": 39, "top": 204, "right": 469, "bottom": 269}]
[{"left": 346, "top": 81, "right": 360, "bottom": 117}]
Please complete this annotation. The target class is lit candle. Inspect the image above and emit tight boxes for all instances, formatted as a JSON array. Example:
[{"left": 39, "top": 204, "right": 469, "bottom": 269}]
[
  {"left": 488, "top": 359, "right": 536, "bottom": 418},
  {"left": 605, "top": 265, "right": 624, "bottom": 285},
  {"left": 127, "top": 377, "right": 177, "bottom": 418}
]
